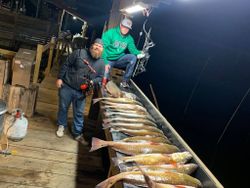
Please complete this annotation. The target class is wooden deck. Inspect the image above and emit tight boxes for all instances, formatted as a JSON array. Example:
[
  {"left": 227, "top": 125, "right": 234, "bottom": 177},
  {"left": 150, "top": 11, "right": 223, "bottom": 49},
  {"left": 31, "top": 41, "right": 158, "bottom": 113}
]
[{"left": 0, "top": 72, "right": 106, "bottom": 187}]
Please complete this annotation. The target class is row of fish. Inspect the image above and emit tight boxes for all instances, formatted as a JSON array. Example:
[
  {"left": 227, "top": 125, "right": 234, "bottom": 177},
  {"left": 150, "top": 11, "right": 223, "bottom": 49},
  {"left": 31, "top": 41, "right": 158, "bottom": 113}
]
[{"left": 92, "top": 82, "right": 202, "bottom": 188}]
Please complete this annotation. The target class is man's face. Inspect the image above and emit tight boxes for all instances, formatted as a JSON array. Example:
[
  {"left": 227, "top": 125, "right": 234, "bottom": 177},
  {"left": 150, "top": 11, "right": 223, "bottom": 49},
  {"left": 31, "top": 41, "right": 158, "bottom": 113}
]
[
  {"left": 90, "top": 43, "right": 103, "bottom": 59},
  {"left": 120, "top": 25, "right": 130, "bottom": 35}
]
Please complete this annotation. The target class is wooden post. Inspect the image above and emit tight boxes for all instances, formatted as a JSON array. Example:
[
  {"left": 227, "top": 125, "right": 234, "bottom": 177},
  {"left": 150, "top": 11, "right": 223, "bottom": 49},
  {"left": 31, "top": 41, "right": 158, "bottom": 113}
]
[
  {"left": 33, "top": 44, "right": 43, "bottom": 83},
  {"left": 53, "top": 41, "right": 61, "bottom": 66},
  {"left": 106, "top": 0, "right": 133, "bottom": 30},
  {"left": 45, "top": 37, "right": 56, "bottom": 76},
  {"left": 58, "top": 9, "right": 65, "bottom": 35}
]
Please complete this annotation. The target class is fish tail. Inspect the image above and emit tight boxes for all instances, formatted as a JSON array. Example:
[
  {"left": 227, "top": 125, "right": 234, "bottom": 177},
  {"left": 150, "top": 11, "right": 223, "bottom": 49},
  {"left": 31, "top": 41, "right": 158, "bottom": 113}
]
[
  {"left": 96, "top": 172, "right": 125, "bottom": 188},
  {"left": 93, "top": 98, "right": 102, "bottom": 104},
  {"left": 89, "top": 137, "right": 108, "bottom": 152},
  {"left": 95, "top": 176, "right": 116, "bottom": 188},
  {"left": 136, "top": 164, "right": 156, "bottom": 188}
]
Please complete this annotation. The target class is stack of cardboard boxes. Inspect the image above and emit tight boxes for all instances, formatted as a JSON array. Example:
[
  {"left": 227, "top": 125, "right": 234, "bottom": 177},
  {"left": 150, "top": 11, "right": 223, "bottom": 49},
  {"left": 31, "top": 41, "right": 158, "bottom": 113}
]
[{"left": 0, "top": 48, "right": 39, "bottom": 117}]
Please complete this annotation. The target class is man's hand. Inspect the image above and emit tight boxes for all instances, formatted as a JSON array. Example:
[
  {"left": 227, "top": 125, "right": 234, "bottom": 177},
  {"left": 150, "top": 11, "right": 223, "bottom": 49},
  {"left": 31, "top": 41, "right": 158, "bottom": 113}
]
[
  {"left": 56, "top": 79, "right": 63, "bottom": 88},
  {"left": 137, "top": 52, "right": 145, "bottom": 59},
  {"left": 105, "top": 64, "right": 110, "bottom": 72}
]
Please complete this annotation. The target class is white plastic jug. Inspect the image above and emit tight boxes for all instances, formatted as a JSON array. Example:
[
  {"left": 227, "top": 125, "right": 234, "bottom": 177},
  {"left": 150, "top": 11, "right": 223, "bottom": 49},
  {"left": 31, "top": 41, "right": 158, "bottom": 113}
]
[{"left": 6, "top": 109, "right": 28, "bottom": 141}]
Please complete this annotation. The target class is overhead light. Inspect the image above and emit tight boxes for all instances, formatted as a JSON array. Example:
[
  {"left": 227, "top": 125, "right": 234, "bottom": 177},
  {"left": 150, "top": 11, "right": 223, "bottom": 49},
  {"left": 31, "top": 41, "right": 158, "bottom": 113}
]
[
  {"left": 121, "top": 2, "right": 148, "bottom": 14},
  {"left": 73, "top": 16, "right": 77, "bottom": 20}
]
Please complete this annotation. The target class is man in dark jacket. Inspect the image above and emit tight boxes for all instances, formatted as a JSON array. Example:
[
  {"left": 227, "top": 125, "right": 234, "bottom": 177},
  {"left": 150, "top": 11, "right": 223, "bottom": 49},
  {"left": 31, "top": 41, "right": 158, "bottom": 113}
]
[{"left": 56, "top": 38, "right": 104, "bottom": 145}]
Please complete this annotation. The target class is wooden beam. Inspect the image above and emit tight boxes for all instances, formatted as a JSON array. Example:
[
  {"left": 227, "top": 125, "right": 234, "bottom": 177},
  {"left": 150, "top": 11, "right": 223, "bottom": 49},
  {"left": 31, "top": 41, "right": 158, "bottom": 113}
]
[
  {"left": 33, "top": 44, "right": 43, "bottom": 83},
  {"left": 45, "top": 37, "right": 56, "bottom": 76},
  {"left": 42, "top": 43, "right": 50, "bottom": 52},
  {"left": 0, "top": 48, "right": 16, "bottom": 58},
  {"left": 107, "top": 0, "right": 133, "bottom": 30}
]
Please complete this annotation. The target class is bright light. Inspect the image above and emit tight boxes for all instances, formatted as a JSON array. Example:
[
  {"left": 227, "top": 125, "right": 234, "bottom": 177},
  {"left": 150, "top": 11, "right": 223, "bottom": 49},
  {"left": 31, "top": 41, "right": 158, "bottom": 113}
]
[
  {"left": 121, "top": 2, "right": 148, "bottom": 14},
  {"left": 73, "top": 16, "right": 77, "bottom": 20},
  {"left": 125, "top": 5, "right": 145, "bottom": 13}
]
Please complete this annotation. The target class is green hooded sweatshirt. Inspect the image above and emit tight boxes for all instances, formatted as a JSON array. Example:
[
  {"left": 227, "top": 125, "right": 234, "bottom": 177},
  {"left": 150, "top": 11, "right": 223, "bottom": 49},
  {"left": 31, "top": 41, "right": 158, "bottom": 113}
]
[{"left": 102, "top": 26, "right": 141, "bottom": 65}]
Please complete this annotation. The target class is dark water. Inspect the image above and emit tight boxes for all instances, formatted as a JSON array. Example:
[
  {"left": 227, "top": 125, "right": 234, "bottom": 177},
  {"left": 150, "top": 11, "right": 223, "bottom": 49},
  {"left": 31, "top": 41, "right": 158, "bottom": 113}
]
[{"left": 130, "top": 0, "right": 250, "bottom": 187}]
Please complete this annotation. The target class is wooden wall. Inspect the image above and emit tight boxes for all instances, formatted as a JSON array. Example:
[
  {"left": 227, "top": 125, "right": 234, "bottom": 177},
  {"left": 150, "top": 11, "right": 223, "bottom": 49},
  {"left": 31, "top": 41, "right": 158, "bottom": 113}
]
[{"left": 0, "top": 9, "right": 59, "bottom": 50}]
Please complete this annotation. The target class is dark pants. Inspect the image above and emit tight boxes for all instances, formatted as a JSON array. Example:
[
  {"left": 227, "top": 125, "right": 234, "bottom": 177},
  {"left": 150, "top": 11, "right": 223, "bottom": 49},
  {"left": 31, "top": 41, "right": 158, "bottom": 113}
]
[
  {"left": 105, "top": 54, "right": 137, "bottom": 82},
  {"left": 57, "top": 84, "right": 85, "bottom": 137}
]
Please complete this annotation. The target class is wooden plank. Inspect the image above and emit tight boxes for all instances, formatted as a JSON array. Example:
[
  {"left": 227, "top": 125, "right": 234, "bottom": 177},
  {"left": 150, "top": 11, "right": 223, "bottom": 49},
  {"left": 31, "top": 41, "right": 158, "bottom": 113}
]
[
  {"left": 0, "top": 48, "right": 16, "bottom": 57},
  {"left": 9, "top": 128, "right": 94, "bottom": 155},
  {"left": 0, "top": 154, "right": 103, "bottom": 177},
  {"left": 45, "top": 38, "right": 56, "bottom": 75},
  {"left": 6, "top": 145, "right": 103, "bottom": 169},
  {"left": 39, "top": 76, "right": 58, "bottom": 90},
  {"left": 33, "top": 44, "right": 43, "bottom": 84},
  {"left": 36, "top": 101, "right": 73, "bottom": 120},
  {"left": 0, "top": 167, "right": 100, "bottom": 188},
  {"left": 0, "top": 60, "right": 6, "bottom": 98},
  {"left": 7, "top": 85, "right": 39, "bottom": 117},
  {"left": 38, "top": 87, "right": 58, "bottom": 105},
  {"left": 0, "top": 182, "right": 38, "bottom": 188}
]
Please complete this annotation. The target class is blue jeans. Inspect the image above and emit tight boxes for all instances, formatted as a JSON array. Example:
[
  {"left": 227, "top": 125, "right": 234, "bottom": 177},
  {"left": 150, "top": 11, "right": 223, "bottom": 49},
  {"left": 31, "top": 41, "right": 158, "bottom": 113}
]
[
  {"left": 57, "top": 84, "right": 85, "bottom": 137},
  {"left": 105, "top": 54, "right": 137, "bottom": 82}
]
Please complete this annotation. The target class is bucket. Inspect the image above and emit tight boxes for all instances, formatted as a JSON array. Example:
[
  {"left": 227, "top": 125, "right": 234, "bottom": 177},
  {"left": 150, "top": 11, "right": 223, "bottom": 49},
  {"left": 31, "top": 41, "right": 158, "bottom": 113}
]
[{"left": 0, "top": 100, "right": 7, "bottom": 135}]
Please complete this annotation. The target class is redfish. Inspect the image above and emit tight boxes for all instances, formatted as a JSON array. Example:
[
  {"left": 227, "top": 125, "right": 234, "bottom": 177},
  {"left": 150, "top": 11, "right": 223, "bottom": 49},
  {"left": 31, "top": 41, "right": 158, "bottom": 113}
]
[
  {"left": 121, "top": 135, "right": 171, "bottom": 144},
  {"left": 90, "top": 137, "right": 179, "bottom": 155},
  {"left": 121, "top": 163, "right": 198, "bottom": 175},
  {"left": 112, "top": 152, "right": 192, "bottom": 166},
  {"left": 95, "top": 171, "right": 202, "bottom": 188}
]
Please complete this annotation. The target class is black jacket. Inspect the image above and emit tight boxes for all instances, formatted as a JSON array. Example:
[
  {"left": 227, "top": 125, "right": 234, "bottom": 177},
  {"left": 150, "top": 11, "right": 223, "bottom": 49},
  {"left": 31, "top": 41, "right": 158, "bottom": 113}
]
[{"left": 58, "top": 49, "right": 105, "bottom": 90}]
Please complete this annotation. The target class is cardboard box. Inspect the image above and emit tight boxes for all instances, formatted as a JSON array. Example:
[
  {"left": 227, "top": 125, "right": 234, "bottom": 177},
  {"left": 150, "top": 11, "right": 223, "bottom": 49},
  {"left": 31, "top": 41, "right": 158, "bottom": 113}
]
[{"left": 12, "top": 48, "right": 36, "bottom": 88}]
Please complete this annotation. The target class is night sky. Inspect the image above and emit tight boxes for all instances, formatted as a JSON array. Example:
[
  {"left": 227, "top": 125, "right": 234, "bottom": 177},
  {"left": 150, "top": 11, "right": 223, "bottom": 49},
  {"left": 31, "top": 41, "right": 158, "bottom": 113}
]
[{"left": 132, "top": 0, "right": 250, "bottom": 187}]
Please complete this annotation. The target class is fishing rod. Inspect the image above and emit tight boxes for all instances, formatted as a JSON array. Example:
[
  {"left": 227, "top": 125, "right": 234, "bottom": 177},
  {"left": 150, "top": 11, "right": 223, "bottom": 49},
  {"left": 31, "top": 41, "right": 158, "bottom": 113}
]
[{"left": 133, "top": 8, "right": 155, "bottom": 77}]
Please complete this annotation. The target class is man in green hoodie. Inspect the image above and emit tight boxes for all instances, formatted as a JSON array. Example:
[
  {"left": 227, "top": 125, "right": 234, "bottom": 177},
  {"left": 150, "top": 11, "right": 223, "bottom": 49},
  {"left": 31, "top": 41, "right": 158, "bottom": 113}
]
[{"left": 102, "top": 18, "right": 145, "bottom": 88}]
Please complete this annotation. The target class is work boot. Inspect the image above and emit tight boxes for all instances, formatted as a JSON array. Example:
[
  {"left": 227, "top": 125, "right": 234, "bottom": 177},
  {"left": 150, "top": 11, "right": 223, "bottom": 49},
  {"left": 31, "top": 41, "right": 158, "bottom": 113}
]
[
  {"left": 74, "top": 134, "right": 88, "bottom": 146},
  {"left": 56, "top": 125, "right": 65, "bottom": 137},
  {"left": 120, "top": 81, "right": 129, "bottom": 88}
]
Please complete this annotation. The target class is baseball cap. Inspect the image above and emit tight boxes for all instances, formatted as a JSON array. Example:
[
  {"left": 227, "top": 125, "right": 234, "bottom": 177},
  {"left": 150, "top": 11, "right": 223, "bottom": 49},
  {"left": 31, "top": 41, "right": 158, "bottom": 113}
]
[
  {"left": 121, "top": 18, "right": 132, "bottom": 29},
  {"left": 93, "top": 38, "right": 103, "bottom": 46}
]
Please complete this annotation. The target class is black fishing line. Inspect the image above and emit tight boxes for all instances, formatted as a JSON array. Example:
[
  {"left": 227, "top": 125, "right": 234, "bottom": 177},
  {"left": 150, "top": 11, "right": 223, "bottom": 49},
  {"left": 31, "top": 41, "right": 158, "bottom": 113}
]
[
  {"left": 183, "top": 57, "right": 213, "bottom": 115},
  {"left": 217, "top": 87, "right": 250, "bottom": 144},
  {"left": 210, "top": 87, "right": 250, "bottom": 167}
]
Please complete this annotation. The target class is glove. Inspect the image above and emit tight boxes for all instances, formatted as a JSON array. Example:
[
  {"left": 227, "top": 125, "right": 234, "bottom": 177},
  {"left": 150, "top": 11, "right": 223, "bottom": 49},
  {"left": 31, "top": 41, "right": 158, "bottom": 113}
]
[
  {"left": 102, "top": 77, "right": 108, "bottom": 86},
  {"left": 137, "top": 52, "right": 145, "bottom": 59}
]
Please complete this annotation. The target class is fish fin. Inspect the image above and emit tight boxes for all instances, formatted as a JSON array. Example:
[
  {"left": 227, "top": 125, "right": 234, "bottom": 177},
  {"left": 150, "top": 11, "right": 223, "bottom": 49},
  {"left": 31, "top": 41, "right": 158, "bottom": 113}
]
[
  {"left": 135, "top": 163, "right": 156, "bottom": 188},
  {"left": 118, "top": 163, "right": 128, "bottom": 172},
  {"left": 112, "top": 157, "right": 123, "bottom": 166},
  {"left": 89, "top": 137, "right": 108, "bottom": 152},
  {"left": 169, "top": 160, "right": 178, "bottom": 167},
  {"left": 93, "top": 98, "right": 102, "bottom": 104}
]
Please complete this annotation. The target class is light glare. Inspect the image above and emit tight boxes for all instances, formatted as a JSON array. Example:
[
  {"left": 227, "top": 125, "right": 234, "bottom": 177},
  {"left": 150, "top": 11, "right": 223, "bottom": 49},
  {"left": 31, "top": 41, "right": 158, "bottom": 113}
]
[{"left": 125, "top": 5, "right": 145, "bottom": 13}]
